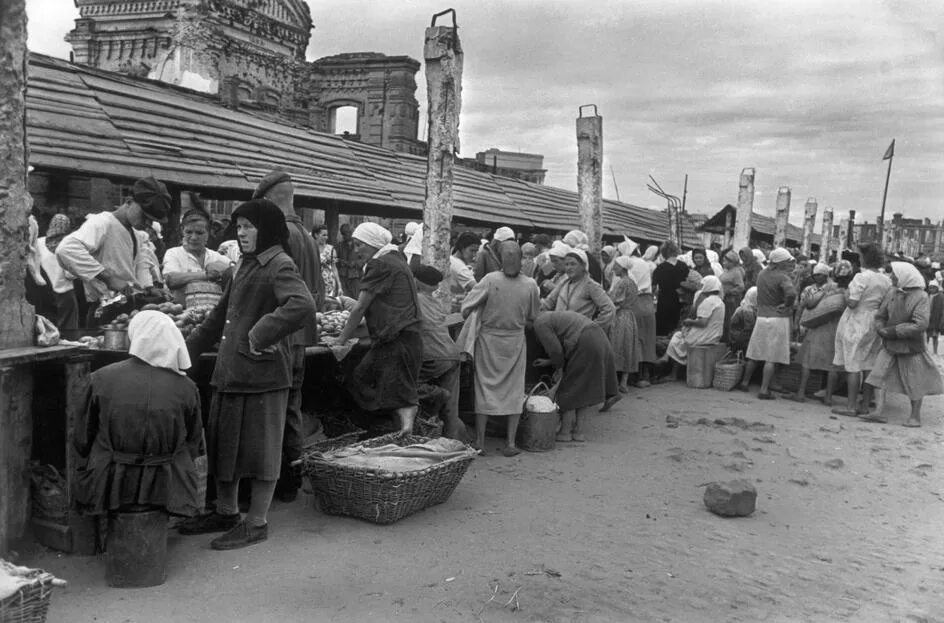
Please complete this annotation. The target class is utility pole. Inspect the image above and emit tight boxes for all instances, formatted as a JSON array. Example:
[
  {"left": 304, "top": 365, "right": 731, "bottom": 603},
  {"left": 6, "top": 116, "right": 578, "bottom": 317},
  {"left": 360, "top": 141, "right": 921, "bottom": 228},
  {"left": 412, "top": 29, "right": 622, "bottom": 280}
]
[
  {"left": 422, "top": 9, "right": 462, "bottom": 298},
  {"left": 576, "top": 105, "right": 603, "bottom": 258}
]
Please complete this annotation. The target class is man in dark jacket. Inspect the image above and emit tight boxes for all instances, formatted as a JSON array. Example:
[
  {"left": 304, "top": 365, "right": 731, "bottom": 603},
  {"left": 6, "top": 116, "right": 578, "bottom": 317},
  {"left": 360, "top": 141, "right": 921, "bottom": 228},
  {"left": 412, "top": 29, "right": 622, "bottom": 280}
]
[{"left": 253, "top": 170, "right": 322, "bottom": 502}]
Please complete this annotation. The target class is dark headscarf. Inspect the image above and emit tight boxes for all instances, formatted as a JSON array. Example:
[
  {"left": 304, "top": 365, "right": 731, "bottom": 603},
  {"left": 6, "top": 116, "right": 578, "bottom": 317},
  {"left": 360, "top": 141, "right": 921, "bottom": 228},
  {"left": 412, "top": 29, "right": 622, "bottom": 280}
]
[{"left": 231, "top": 198, "right": 288, "bottom": 255}]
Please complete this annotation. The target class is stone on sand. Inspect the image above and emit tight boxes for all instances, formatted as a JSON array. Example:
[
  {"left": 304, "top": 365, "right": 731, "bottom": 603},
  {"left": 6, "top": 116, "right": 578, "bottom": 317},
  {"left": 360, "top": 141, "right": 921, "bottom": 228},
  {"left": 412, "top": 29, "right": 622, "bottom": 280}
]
[{"left": 703, "top": 479, "right": 757, "bottom": 517}]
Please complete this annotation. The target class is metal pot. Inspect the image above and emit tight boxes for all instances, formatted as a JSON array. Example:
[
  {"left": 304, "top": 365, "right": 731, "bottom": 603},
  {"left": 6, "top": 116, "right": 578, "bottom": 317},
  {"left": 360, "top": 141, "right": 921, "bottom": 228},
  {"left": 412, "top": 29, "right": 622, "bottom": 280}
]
[{"left": 103, "top": 329, "right": 129, "bottom": 351}]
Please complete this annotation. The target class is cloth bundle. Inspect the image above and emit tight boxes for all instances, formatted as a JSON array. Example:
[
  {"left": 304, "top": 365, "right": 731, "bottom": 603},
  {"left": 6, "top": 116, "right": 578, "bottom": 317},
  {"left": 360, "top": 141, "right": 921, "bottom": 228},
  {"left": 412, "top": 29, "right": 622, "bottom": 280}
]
[{"left": 321, "top": 438, "right": 475, "bottom": 472}]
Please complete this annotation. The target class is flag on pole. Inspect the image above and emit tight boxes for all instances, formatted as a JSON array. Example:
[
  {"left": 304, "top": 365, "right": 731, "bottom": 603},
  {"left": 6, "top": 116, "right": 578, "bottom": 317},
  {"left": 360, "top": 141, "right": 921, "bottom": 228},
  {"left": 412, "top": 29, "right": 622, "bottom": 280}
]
[{"left": 882, "top": 139, "right": 895, "bottom": 160}]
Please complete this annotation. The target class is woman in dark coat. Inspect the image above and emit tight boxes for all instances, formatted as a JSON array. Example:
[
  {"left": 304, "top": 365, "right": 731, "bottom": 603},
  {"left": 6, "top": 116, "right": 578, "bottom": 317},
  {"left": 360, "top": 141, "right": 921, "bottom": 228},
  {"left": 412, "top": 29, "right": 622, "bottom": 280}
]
[
  {"left": 180, "top": 199, "right": 315, "bottom": 550},
  {"left": 651, "top": 241, "right": 690, "bottom": 336},
  {"left": 75, "top": 310, "right": 203, "bottom": 518},
  {"left": 328, "top": 222, "right": 423, "bottom": 435},
  {"left": 533, "top": 310, "right": 620, "bottom": 442}
]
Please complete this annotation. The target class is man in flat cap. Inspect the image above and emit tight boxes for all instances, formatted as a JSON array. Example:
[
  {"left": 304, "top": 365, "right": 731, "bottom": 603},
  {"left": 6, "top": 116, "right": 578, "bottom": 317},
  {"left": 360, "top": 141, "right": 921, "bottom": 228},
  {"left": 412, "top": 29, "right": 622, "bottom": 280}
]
[
  {"left": 57, "top": 176, "right": 171, "bottom": 326},
  {"left": 253, "top": 169, "right": 323, "bottom": 503}
]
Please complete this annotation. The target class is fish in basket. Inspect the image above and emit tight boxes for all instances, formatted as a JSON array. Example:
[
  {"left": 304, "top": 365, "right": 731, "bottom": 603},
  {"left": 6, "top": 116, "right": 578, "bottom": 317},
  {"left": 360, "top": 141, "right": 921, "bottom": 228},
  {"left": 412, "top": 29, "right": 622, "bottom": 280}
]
[
  {"left": 298, "top": 434, "right": 477, "bottom": 524},
  {"left": 0, "top": 559, "right": 66, "bottom": 623}
]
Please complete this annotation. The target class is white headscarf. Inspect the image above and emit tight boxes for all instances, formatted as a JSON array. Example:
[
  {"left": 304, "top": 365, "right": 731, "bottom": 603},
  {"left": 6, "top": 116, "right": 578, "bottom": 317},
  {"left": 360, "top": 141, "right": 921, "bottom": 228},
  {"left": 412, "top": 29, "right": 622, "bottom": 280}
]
[
  {"left": 626, "top": 256, "right": 652, "bottom": 293},
  {"left": 752, "top": 248, "right": 767, "bottom": 265},
  {"left": 493, "top": 226, "right": 515, "bottom": 242},
  {"left": 602, "top": 244, "right": 616, "bottom": 259},
  {"left": 697, "top": 275, "right": 724, "bottom": 299},
  {"left": 617, "top": 237, "right": 639, "bottom": 257},
  {"left": 128, "top": 311, "right": 191, "bottom": 375},
  {"left": 812, "top": 262, "right": 831, "bottom": 277},
  {"left": 353, "top": 222, "right": 399, "bottom": 261},
  {"left": 548, "top": 241, "right": 571, "bottom": 259},
  {"left": 566, "top": 248, "right": 589, "bottom": 268},
  {"left": 739, "top": 286, "right": 758, "bottom": 312},
  {"left": 891, "top": 261, "right": 925, "bottom": 290},
  {"left": 642, "top": 246, "right": 659, "bottom": 262},
  {"left": 404, "top": 222, "right": 419, "bottom": 237},
  {"left": 404, "top": 223, "right": 423, "bottom": 260},
  {"left": 563, "top": 230, "right": 588, "bottom": 249},
  {"left": 768, "top": 247, "right": 792, "bottom": 264}
]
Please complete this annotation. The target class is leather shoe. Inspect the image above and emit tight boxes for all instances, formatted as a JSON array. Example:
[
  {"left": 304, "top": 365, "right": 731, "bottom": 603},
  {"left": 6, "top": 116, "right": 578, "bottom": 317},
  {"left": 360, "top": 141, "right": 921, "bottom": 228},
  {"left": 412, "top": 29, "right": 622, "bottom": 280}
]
[
  {"left": 210, "top": 520, "right": 268, "bottom": 550},
  {"left": 176, "top": 511, "right": 240, "bottom": 535}
]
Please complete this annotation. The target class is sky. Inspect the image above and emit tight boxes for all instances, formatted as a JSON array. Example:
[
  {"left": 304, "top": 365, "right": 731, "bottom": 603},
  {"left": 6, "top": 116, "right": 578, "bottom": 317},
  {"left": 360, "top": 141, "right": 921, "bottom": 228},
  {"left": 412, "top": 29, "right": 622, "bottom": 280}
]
[{"left": 25, "top": 0, "right": 944, "bottom": 229}]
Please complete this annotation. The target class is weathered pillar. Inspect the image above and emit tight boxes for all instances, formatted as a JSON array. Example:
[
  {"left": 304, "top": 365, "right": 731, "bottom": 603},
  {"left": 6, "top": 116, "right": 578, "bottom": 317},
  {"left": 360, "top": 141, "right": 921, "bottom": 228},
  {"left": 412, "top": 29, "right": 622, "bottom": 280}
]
[
  {"left": 0, "top": 0, "right": 34, "bottom": 349},
  {"left": 422, "top": 10, "right": 462, "bottom": 294},
  {"left": 847, "top": 209, "right": 857, "bottom": 250},
  {"left": 801, "top": 197, "right": 817, "bottom": 257},
  {"left": 723, "top": 208, "right": 734, "bottom": 249},
  {"left": 576, "top": 105, "right": 603, "bottom": 257},
  {"left": 733, "top": 168, "right": 755, "bottom": 250},
  {"left": 838, "top": 218, "right": 850, "bottom": 252},
  {"left": 934, "top": 225, "right": 944, "bottom": 254},
  {"left": 772, "top": 186, "right": 791, "bottom": 248},
  {"left": 821, "top": 207, "right": 834, "bottom": 262}
]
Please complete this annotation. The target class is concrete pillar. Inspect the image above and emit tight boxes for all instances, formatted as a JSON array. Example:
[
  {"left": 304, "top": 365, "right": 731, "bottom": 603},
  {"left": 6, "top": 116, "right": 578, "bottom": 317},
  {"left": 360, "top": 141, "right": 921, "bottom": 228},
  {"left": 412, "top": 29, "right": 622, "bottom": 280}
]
[
  {"left": 847, "top": 210, "right": 856, "bottom": 250},
  {"left": 821, "top": 207, "right": 834, "bottom": 262},
  {"left": 838, "top": 218, "right": 850, "bottom": 252},
  {"left": 733, "top": 168, "right": 755, "bottom": 249},
  {"left": 0, "top": 0, "right": 33, "bottom": 349},
  {"left": 935, "top": 225, "right": 944, "bottom": 254},
  {"left": 773, "top": 186, "right": 791, "bottom": 249},
  {"left": 800, "top": 198, "right": 817, "bottom": 257},
  {"left": 576, "top": 106, "right": 603, "bottom": 257},
  {"left": 422, "top": 12, "right": 463, "bottom": 295}
]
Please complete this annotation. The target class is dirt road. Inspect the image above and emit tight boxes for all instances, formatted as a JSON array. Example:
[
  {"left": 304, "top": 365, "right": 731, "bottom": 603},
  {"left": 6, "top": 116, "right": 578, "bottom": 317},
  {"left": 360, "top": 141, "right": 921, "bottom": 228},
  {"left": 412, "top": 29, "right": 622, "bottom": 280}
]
[{"left": 22, "top": 358, "right": 944, "bottom": 622}]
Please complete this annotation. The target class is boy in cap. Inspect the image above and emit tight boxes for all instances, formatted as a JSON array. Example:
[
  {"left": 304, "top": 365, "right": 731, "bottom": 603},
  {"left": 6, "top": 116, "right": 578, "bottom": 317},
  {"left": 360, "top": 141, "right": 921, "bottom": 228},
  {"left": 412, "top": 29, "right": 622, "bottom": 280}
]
[
  {"left": 57, "top": 176, "right": 171, "bottom": 326},
  {"left": 252, "top": 169, "right": 323, "bottom": 503},
  {"left": 412, "top": 264, "right": 467, "bottom": 441}
]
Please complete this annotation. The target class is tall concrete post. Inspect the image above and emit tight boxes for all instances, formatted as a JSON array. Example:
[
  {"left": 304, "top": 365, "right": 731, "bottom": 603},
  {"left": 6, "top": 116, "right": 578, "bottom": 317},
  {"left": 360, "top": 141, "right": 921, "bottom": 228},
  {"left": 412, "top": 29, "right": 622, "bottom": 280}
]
[
  {"left": 773, "top": 186, "right": 791, "bottom": 248},
  {"left": 821, "top": 207, "right": 834, "bottom": 262},
  {"left": 801, "top": 197, "right": 817, "bottom": 257},
  {"left": 723, "top": 209, "right": 734, "bottom": 249},
  {"left": 422, "top": 10, "right": 462, "bottom": 297},
  {"left": 733, "top": 168, "right": 755, "bottom": 249},
  {"left": 0, "top": 0, "right": 32, "bottom": 349},
  {"left": 576, "top": 105, "right": 603, "bottom": 258},
  {"left": 838, "top": 218, "right": 850, "bottom": 252},
  {"left": 847, "top": 209, "right": 857, "bottom": 250}
]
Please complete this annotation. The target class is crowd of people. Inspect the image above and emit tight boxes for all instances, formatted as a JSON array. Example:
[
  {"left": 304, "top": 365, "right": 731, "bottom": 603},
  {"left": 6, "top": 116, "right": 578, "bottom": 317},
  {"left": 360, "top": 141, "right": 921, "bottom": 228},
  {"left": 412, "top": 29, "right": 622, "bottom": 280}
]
[{"left": 24, "top": 172, "right": 944, "bottom": 558}]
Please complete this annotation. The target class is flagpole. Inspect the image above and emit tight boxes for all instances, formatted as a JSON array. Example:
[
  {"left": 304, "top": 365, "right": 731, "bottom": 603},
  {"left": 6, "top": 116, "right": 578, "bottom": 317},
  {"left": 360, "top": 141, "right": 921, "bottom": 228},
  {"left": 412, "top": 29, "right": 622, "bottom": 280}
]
[{"left": 878, "top": 139, "right": 895, "bottom": 247}]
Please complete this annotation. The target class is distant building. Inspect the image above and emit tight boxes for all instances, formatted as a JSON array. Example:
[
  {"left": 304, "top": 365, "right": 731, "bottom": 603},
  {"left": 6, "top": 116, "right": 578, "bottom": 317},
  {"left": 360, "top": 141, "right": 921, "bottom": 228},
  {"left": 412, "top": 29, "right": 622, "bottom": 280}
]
[
  {"left": 459, "top": 148, "right": 547, "bottom": 184},
  {"left": 852, "top": 213, "right": 944, "bottom": 256}
]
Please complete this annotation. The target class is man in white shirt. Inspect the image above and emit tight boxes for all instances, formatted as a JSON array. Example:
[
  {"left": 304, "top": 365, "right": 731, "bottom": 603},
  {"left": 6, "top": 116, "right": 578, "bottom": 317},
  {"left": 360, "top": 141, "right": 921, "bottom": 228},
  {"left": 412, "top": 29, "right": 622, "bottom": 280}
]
[{"left": 57, "top": 176, "right": 171, "bottom": 325}]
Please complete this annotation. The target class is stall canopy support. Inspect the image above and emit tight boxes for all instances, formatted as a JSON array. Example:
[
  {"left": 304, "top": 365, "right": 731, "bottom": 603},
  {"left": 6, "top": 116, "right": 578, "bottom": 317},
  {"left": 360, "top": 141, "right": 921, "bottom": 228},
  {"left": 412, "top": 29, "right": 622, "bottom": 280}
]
[
  {"left": 577, "top": 104, "right": 603, "bottom": 258},
  {"left": 733, "top": 168, "right": 755, "bottom": 250}
]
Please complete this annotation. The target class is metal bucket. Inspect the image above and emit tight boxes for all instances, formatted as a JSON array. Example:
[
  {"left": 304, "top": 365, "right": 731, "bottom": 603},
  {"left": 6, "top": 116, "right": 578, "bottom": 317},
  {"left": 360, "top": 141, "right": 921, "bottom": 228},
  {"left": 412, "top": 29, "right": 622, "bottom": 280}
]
[
  {"left": 105, "top": 507, "right": 168, "bottom": 588},
  {"left": 103, "top": 329, "right": 128, "bottom": 351},
  {"left": 517, "top": 382, "right": 558, "bottom": 452}
]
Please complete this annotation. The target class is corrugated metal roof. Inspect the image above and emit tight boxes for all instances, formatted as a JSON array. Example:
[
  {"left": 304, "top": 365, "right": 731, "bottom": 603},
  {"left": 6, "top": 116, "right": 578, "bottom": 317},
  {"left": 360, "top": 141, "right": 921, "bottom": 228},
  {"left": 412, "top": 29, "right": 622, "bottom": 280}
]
[
  {"left": 698, "top": 205, "right": 822, "bottom": 246},
  {"left": 26, "top": 53, "right": 698, "bottom": 244}
]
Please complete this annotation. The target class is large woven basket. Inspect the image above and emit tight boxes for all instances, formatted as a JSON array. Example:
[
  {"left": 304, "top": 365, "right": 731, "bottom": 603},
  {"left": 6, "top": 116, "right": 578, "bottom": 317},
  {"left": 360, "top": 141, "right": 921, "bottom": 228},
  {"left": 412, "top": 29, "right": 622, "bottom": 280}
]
[
  {"left": 414, "top": 416, "right": 443, "bottom": 439},
  {"left": 0, "top": 561, "right": 59, "bottom": 623},
  {"left": 300, "top": 434, "right": 476, "bottom": 524},
  {"left": 184, "top": 281, "right": 222, "bottom": 309},
  {"left": 713, "top": 351, "right": 745, "bottom": 392}
]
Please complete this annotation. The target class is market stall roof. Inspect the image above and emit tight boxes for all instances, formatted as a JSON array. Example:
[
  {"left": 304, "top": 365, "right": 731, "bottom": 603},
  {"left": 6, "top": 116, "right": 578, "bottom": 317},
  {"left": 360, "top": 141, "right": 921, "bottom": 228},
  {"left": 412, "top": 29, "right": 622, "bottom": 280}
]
[
  {"left": 26, "top": 52, "right": 698, "bottom": 244},
  {"left": 697, "top": 204, "right": 822, "bottom": 248}
]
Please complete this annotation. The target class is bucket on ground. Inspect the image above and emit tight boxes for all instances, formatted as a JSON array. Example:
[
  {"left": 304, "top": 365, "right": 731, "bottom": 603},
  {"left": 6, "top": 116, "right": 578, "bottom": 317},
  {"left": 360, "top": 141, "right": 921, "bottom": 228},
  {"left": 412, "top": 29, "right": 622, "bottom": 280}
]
[
  {"left": 518, "top": 382, "right": 559, "bottom": 452},
  {"left": 105, "top": 506, "right": 168, "bottom": 588},
  {"left": 686, "top": 343, "right": 729, "bottom": 389}
]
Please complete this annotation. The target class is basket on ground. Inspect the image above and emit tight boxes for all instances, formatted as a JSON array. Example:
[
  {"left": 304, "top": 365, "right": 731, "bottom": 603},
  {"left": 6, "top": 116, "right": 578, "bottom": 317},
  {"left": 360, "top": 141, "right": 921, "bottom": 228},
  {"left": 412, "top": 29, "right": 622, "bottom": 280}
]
[
  {"left": 414, "top": 415, "right": 443, "bottom": 439},
  {"left": 299, "top": 434, "right": 476, "bottom": 524},
  {"left": 713, "top": 351, "right": 745, "bottom": 391},
  {"left": 0, "top": 560, "right": 61, "bottom": 623}
]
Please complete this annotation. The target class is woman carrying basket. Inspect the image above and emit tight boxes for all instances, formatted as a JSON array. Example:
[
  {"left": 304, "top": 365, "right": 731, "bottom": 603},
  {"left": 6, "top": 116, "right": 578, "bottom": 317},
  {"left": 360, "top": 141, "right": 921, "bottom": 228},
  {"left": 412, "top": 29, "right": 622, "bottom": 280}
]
[
  {"left": 162, "top": 206, "right": 232, "bottom": 306},
  {"left": 533, "top": 310, "right": 620, "bottom": 442}
]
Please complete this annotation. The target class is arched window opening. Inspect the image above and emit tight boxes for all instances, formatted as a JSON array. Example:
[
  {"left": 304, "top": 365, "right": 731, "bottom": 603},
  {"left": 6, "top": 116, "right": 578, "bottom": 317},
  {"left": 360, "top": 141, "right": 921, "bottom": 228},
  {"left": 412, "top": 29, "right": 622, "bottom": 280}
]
[{"left": 330, "top": 105, "right": 359, "bottom": 135}]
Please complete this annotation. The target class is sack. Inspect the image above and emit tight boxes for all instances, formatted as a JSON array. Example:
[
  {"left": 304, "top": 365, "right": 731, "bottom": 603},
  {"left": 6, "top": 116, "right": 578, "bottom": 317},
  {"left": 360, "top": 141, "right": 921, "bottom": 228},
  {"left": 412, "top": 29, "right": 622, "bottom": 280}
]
[
  {"left": 30, "top": 463, "right": 69, "bottom": 522},
  {"left": 800, "top": 291, "right": 846, "bottom": 329},
  {"left": 34, "top": 314, "right": 60, "bottom": 347}
]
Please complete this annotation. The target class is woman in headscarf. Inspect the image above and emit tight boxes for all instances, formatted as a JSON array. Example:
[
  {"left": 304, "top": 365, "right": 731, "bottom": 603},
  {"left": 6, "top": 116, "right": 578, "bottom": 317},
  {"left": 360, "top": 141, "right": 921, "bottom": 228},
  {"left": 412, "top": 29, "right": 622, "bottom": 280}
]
[
  {"left": 787, "top": 263, "right": 843, "bottom": 404},
  {"left": 728, "top": 286, "right": 758, "bottom": 354},
  {"left": 533, "top": 311, "right": 620, "bottom": 441},
  {"left": 624, "top": 253, "right": 658, "bottom": 386},
  {"left": 329, "top": 222, "right": 424, "bottom": 435},
  {"left": 607, "top": 256, "right": 642, "bottom": 393},
  {"left": 655, "top": 276, "right": 726, "bottom": 382},
  {"left": 180, "top": 199, "right": 315, "bottom": 550},
  {"left": 862, "top": 262, "right": 943, "bottom": 427},
  {"left": 651, "top": 241, "right": 690, "bottom": 335},
  {"left": 831, "top": 243, "right": 892, "bottom": 417},
  {"left": 537, "top": 241, "right": 570, "bottom": 296},
  {"left": 690, "top": 247, "right": 716, "bottom": 278},
  {"left": 718, "top": 249, "right": 745, "bottom": 342},
  {"left": 601, "top": 244, "right": 617, "bottom": 288},
  {"left": 75, "top": 311, "right": 203, "bottom": 528},
  {"left": 474, "top": 226, "right": 515, "bottom": 281},
  {"left": 542, "top": 248, "right": 615, "bottom": 330},
  {"left": 521, "top": 242, "right": 538, "bottom": 279},
  {"left": 563, "top": 229, "right": 604, "bottom": 284},
  {"left": 739, "top": 247, "right": 762, "bottom": 290}
]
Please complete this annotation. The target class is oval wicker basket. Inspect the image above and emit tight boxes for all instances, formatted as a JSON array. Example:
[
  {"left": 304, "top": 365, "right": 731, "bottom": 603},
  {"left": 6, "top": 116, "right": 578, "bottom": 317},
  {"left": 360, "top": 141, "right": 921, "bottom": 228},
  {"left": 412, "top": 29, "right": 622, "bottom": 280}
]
[
  {"left": 184, "top": 280, "right": 222, "bottom": 309},
  {"left": 0, "top": 560, "right": 60, "bottom": 623},
  {"left": 713, "top": 351, "right": 745, "bottom": 391}
]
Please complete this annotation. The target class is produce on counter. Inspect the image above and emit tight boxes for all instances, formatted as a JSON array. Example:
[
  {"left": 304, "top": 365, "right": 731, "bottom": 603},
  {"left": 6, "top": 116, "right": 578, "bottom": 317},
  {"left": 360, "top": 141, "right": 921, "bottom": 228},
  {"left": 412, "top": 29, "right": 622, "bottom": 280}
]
[
  {"left": 81, "top": 302, "right": 218, "bottom": 349},
  {"left": 316, "top": 310, "right": 351, "bottom": 336}
]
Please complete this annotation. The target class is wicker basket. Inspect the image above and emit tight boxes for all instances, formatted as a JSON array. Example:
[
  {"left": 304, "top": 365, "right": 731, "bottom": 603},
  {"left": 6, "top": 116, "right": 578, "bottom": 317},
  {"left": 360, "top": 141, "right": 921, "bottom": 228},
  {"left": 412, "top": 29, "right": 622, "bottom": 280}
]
[
  {"left": 184, "top": 281, "right": 222, "bottom": 309},
  {"left": 0, "top": 561, "right": 59, "bottom": 623},
  {"left": 414, "top": 416, "right": 444, "bottom": 439},
  {"left": 301, "top": 433, "right": 476, "bottom": 524},
  {"left": 713, "top": 351, "right": 745, "bottom": 392},
  {"left": 301, "top": 430, "right": 365, "bottom": 454}
]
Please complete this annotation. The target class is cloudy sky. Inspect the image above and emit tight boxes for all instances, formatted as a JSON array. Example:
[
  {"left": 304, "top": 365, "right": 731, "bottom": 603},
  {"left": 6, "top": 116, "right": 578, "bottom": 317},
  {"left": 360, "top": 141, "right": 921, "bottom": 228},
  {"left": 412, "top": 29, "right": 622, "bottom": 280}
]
[{"left": 26, "top": 0, "right": 944, "bottom": 227}]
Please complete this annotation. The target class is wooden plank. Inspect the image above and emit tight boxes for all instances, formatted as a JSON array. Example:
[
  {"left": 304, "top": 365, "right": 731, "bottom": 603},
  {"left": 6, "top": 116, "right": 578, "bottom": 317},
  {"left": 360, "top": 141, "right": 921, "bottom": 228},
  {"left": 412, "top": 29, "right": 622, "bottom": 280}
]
[
  {"left": 0, "top": 366, "right": 34, "bottom": 554},
  {"left": 0, "top": 344, "right": 81, "bottom": 366}
]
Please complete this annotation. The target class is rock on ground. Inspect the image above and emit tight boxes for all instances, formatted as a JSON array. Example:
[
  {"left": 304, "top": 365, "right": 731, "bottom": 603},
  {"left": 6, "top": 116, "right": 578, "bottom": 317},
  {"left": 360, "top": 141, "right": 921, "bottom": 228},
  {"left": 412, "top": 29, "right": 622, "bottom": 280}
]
[{"left": 704, "top": 479, "right": 757, "bottom": 517}]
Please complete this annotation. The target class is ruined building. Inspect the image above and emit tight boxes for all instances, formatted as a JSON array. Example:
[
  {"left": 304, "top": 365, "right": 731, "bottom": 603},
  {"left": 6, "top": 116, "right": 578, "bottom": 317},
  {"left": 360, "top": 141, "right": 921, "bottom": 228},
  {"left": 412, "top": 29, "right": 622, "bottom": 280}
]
[{"left": 65, "top": 0, "right": 424, "bottom": 154}]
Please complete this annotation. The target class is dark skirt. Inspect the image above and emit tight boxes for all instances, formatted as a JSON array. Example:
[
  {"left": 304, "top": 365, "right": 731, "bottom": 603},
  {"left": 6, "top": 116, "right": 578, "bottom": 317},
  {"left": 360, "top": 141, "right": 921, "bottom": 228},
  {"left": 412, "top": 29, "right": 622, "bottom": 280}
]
[
  {"left": 349, "top": 330, "right": 422, "bottom": 411},
  {"left": 207, "top": 389, "right": 288, "bottom": 482},
  {"left": 556, "top": 325, "right": 619, "bottom": 411},
  {"left": 630, "top": 295, "right": 657, "bottom": 363}
]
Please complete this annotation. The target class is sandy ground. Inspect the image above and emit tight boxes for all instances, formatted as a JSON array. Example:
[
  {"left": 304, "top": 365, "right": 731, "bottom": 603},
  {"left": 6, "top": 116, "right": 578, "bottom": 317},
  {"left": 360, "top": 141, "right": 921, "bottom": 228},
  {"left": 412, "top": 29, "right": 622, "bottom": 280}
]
[{"left": 18, "top": 355, "right": 944, "bottom": 623}]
